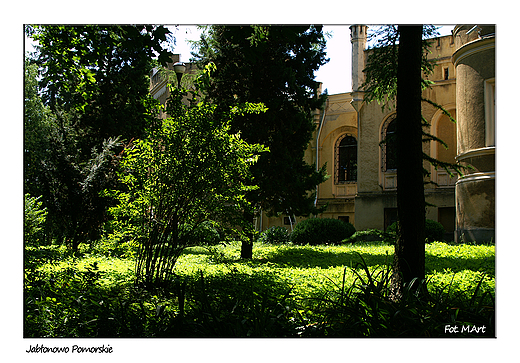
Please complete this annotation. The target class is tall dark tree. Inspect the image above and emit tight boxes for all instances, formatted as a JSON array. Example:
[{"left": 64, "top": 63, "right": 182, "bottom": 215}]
[
  {"left": 193, "top": 25, "right": 329, "bottom": 258},
  {"left": 393, "top": 25, "right": 426, "bottom": 292},
  {"left": 362, "top": 25, "right": 465, "bottom": 295},
  {"left": 24, "top": 25, "right": 173, "bottom": 249}
]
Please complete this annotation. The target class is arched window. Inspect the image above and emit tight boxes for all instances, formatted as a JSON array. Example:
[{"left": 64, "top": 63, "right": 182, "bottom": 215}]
[
  {"left": 335, "top": 134, "right": 357, "bottom": 183},
  {"left": 381, "top": 115, "right": 397, "bottom": 171}
]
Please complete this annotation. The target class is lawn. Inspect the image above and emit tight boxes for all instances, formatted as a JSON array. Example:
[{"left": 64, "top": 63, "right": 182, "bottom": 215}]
[{"left": 24, "top": 240, "right": 495, "bottom": 338}]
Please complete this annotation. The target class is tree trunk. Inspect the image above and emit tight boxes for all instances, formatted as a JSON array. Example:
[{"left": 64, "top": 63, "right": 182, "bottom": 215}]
[
  {"left": 392, "top": 25, "right": 426, "bottom": 295},
  {"left": 240, "top": 209, "right": 254, "bottom": 259}
]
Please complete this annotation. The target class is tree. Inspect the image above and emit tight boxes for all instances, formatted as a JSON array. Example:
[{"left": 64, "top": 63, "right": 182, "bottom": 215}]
[
  {"left": 110, "top": 85, "right": 267, "bottom": 286},
  {"left": 192, "top": 25, "right": 329, "bottom": 258},
  {"left": 362, "top": 25, "right": 465, "bottom": 295},
  {"left": 24, "top": 59, "right": 53, "bottom": 197},
  {"left": 24, "top": 25, "right": 173, "bottom": 249},
  {"left": 393, "top": 25, "right": 426, "bottom": 292},
  {"left": 27, "top": 25, "right": 172, "bottom": 156},
  {"left": 363, "top": 25, "right": 437, "bottom": 107},
  {"left": 364, "top": 25, "right": 463, "bottom": 181}
]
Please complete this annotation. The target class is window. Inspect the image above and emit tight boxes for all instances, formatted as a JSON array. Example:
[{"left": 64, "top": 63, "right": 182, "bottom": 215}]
[
  {"left": 338, "top": 216, "right": 350, "bottom": 223},
  {"left": 484, "top": 78, "right": 495, "bottom": 147},
  {"left": 335, "top": 134, "right": 357, "bottom": 183},
  {"left": 381, "top": 115, "right": 397, "bottom": 171},
  {"left": 443, "top": 67, "right": 449, "bottom": 80}
]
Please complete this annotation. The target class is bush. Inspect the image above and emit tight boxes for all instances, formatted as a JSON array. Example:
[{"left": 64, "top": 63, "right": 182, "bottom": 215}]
[
  {"left": 343, "top": 229, "right": 396, "bottom": 244},
  {"left": 424, "top": 219, "right": 446, "bottom": 242},
  {"left": 258, "top": 226, "right": 290, "bottom": 244},
  {"left": 24, "top": 194, "right": 48, "bottom": 246},
  {"left": 291, "top": 218, "right": 355, "bottom": 245},
  {"left": 387, "top": 219, "right": 446, "bottom": 243}
]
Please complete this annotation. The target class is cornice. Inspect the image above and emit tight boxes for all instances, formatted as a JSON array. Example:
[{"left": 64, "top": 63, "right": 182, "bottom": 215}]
[
  {"left": 455, "top": 146, "right": 495, "bottom": 162},
  {"left": 452, "top": 36, "right": 495, "bottom": 67}
]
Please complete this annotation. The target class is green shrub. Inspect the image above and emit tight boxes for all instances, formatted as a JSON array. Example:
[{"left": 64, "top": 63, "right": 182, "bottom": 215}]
[
  {"left": 343, "top": 229, "right": 396, "bottom": 244},
  {"left": 291, "top": 218, "right": 355, "bottom": 245},
  {"left": 424, "top": 219, "right": 446, "bottom": 242},
  {"left": 258, "top": 226, "right": 290, "bottom": 244},
  {"left": 24, "top": 194, "right": 48, "bottom": 246},
  {"left": 387, "top": 219, "right": 446, "bottom": 243}
]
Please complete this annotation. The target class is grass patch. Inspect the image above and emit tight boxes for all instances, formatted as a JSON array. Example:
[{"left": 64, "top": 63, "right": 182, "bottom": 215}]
[{"left": 24, "top": 240, "right": 495, "bottom": 337}]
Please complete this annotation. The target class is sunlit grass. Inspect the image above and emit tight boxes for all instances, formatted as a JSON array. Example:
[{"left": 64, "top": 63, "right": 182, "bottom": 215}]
[
  {"left": 32, "top": 250, "right": 135, "bottom": 287},
  {"left": 173, "top": 240, "right": 495, "bottom": 302},
  {"left": 29, "top": 241, "right": 495, "bottom": 297},
  {"left": 25, "top": 240, "right": 495, "bottom": 337}
]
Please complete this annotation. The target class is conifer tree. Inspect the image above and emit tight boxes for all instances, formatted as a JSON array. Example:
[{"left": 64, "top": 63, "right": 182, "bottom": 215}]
[
  {"left": 363, "top": 25, "right": 465, "bottom": 295},
  {"left": 193, "top": 25, "right": 329, "bottom": 258},
  {"left": 393, "top": 25, "right": 426, "bottom": 293}
]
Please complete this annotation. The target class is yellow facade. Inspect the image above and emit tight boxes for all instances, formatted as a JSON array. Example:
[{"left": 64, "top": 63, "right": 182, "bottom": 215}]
[{"left": 260, "top": 25, "right": 495, "bottom": 243}]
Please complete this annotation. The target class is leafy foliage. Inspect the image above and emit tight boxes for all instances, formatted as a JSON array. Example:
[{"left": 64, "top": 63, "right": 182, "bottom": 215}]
[
  {"left": 363, "top": 25, "right": 464, "bottom": 289},
  {"left": 108, "top": 85, "right": 267, "bottom": 286},
  {"left": 26, "top": 59, "right": 119, "bottom": 248},
  {"left": 297, "top": 256, "right": 494, "bottom": 337},
  {"left": 25, "top": 240, "right": 494, "bottom": 337},
  {"left": 258, "top": 226, "right": 291, "bottom": 244},
  {"left": 290, "top": 218, "right": 356, "bottom": 245},
  {"left": 24, "top": 25, "right": 174, "bottom": 249},
  {"left": 26, "top": 25, "right": 172, "bottom": 143},
  {"left": 363, "top": 25, "right": 439, "bottom": 108},
  {"left": 366, "top": 26, "right": 466, "bottom": 182},
  {"left": 343, "top": 228, "right": 396, "bottom": 244},
  {"left": 24, "top": 194, "right": 48, "bottom": 246}
]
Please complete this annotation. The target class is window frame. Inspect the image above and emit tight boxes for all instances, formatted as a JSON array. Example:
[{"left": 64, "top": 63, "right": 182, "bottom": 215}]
[
  {"left": 484, "top": 78, "right": 495, "bottom": 147},
  {"left": 381, "top": 113, "right": 398, "bottom": 172},
  {"left": 334, "top": 133, "right": 358, "bottom": 184}
]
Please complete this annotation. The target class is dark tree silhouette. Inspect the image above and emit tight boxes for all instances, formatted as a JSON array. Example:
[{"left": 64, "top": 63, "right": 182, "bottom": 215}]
[{"left": 393, "top": 25, "right": 426, "bottom": 295}]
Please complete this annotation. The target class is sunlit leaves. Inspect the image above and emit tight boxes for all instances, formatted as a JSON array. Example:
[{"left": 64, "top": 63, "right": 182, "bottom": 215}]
[{"left": 109, "top": 88, "right": 267, "bottom": 284}]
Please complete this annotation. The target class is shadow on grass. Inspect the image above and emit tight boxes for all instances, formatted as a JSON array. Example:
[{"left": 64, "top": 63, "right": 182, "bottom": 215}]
[
  {"left": 252, "top": 247, "right": 392, "bottom": 269},
  {"left": 180, "top": 243, "right": 495, "bottom": 276},
  {"left": 24, "top": 245, "right": 70, "bottom": 269},
  {"left": 177, "top": 268, "right": 299, "bottom": 337},
  {"left": 425, "top": 253, "right": 495, "bottom": 276}
]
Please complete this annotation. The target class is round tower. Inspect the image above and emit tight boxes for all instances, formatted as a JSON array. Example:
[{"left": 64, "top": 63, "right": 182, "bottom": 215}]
[{"left": 452, "top": 25, "right": 495, "bottom": 243}]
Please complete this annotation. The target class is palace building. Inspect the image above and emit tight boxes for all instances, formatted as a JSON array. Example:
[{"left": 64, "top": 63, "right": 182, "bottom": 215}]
[{"left": 260, "top": 25, "right": 495, "bottom": 243}]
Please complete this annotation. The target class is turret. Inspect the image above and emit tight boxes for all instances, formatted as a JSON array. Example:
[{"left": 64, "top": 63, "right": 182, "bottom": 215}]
[
  {"left": 350, "top": 25, "right": 367, "bottom": 112},
  {"left": 350, "top": 25, "right": 367, "bottom": 93}
]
